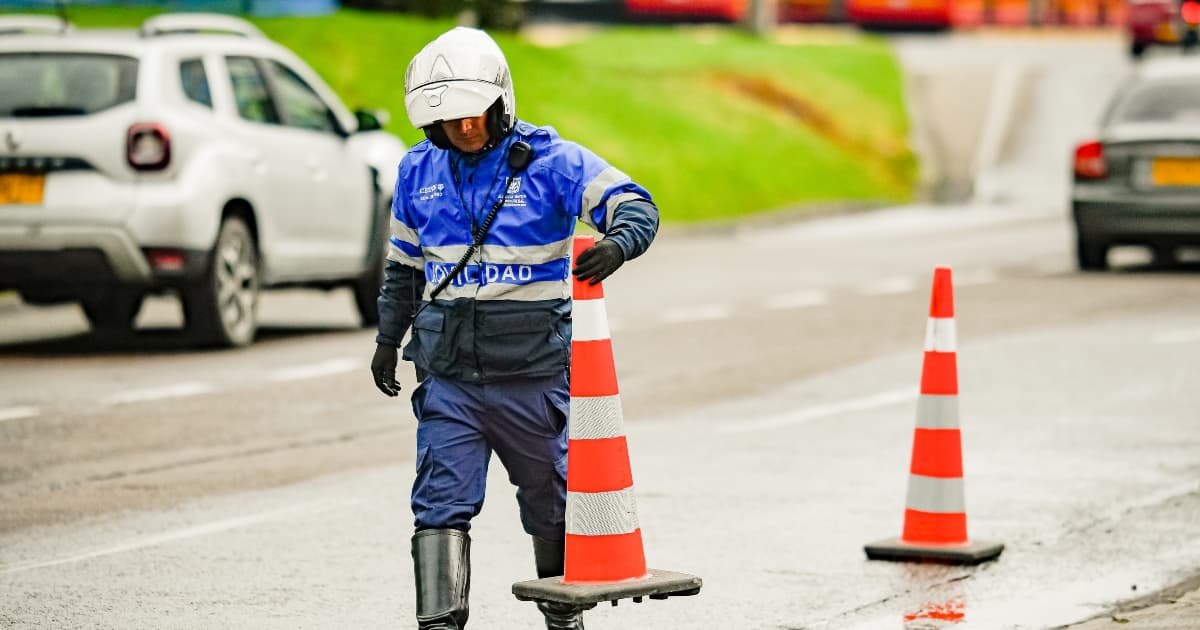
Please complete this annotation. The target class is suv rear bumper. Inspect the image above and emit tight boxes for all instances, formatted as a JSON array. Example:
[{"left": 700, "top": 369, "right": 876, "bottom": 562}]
[{"left": 0, "top": 224, "right": 208, "bottom": 296}]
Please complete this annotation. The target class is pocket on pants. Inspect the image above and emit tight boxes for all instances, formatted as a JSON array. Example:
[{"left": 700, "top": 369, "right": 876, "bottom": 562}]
[
  {"left": 413, "top": 444, "right": 440, "bottom": 504},
  {"left": 540, "top": 386, "right": 569, "bottom": 438}
]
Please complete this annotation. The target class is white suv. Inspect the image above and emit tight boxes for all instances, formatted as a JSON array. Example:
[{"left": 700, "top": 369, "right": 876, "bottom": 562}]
[{"left": 0, "top": 13, "right": 407, "bottom": 347}]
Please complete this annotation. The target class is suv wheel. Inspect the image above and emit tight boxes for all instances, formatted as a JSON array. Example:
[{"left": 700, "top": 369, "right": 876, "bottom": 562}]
[
  {"left": 353, "top": 254, "right": 384, "bottom": 327},
  {"left": 81, "top": 289, "right": 144, "bottom": 333},
  {"left": 183, "top": 217, "right": 259, "bottom": 347},
  {"left": 354, "top": 184, "right": 390, "bottom": 328},
  {"left": 1076, "top": 235, "right": 1108, "bottom": 271}
]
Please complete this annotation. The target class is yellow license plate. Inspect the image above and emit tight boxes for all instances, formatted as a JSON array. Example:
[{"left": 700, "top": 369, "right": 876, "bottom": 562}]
[
  {"left": 0, "top": 173, "right": 45, "bottom": 205},
  {"left": 1151, "top": 157, "right": 1200, "bottom": 186},
  {"left": 1154, "top": 22, "right": 1180, "bottom": 43}
]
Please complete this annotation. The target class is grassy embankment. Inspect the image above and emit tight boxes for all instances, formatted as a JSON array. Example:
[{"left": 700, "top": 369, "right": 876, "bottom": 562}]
[{"left": 18, "top": 7, "right": 917, "bottom": 223}]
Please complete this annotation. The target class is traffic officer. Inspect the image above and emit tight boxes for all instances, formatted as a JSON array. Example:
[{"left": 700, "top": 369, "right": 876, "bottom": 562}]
[{"left": 370, "top": 27, "right": 659, "bottom": 630}]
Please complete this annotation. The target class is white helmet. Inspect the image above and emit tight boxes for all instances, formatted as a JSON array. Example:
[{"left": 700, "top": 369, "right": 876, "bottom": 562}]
[{"left": 404, "top": 27, "right": 516, "bottom": 137}]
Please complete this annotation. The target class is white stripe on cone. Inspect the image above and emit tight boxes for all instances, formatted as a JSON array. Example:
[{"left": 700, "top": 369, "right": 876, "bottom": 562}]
[
  {"left": 573, "top": 298, "right": 611, "bottom": 342},
  {"left": 566, "top": 487, "right": 641, "bottom": 536},
  {"left": 569, "top": 396, "right": 625, "bottom": 440},
  {"left": 924, "top": 318, "right": 957, "bottom": 352}
]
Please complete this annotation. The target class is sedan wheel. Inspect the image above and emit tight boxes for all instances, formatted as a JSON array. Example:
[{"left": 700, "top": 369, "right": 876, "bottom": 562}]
[
  {"left": 184, "top": 217, "right": 259, "bottom": 347},
  {"left": 1076, "top": 235, "right": 1108, "bottom": 272}
]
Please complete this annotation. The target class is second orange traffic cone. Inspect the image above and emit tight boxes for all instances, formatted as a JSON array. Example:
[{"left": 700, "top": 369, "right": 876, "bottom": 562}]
[{"left": 864, "top": 266, "right": 1004, "bottom": 565}]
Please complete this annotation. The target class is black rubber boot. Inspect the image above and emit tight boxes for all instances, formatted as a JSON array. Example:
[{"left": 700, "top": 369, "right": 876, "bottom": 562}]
[
  {"left": 532, "top": 536, "right": 586, "bottom": 630},
  {"left": 413, "top": 529, "right": 471, "bottom": 630}
]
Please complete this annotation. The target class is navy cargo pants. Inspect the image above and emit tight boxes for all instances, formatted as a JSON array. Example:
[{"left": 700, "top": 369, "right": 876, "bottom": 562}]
[{"left": 410, "top": 372, "right": 569, "bottom": 540}]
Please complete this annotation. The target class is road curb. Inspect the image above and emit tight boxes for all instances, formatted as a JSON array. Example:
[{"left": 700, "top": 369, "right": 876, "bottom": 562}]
[{"left": 1060, "top": 572, "right": 1200, "bottom": 629}]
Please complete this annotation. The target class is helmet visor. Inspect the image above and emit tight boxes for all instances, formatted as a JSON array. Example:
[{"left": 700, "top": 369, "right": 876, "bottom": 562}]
[{"left": 406, "top": 80, "right": 504, "bottom": 129}]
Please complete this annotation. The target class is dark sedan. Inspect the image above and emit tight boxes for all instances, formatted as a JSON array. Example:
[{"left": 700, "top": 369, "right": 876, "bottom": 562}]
[{"left": 1072, "top": 58, "right": 1200, "bottom": 270}]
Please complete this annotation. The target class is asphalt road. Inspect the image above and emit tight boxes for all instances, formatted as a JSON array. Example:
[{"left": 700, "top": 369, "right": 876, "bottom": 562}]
[{"left": 3, "top": 30, "right": 1199, "bottom": 630}]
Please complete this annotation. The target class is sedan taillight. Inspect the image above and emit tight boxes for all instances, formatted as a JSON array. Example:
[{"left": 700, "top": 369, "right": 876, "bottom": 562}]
[
  {"left": 1074, "top": 141, "right": 1107, "bottom": 179},
  {"left": 127, "top": 123, "right": 170, "bottom": 171}
]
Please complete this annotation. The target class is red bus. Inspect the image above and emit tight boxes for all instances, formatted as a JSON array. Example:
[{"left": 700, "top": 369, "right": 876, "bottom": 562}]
[
  {"left": 845, "top": 0, "right": 953, "bottom": 28},
  {"left": 623, "top": 0, "right": 749, "bottom": 21},
  {"left": 622, "top": 0, "right": 837, "bottom": 22}
]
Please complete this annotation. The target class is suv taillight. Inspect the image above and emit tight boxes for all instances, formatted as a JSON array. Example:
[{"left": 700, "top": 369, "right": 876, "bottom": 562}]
[
  {"left": 1184, "top": 0, "right": 1200, "bottom": 24},
  {"left": 127, "top": 123, "right": 170, "bottom": 171},
  {"left": 1074, "top": 141, "right": 1107, "bottom": 179}
]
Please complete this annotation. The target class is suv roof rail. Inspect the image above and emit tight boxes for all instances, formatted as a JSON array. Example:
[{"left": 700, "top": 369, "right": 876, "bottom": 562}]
[
  {"left": 139, "top": 13, "right": 265, "bottom": 39},
  {"left": 0, "top": 14, "right": 73, "bottom": 36}
]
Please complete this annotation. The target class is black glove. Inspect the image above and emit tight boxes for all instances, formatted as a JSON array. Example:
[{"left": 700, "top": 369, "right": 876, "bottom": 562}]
[
  {"left": 371, "top": 343, "right": 400, "bottom": 397},
  {"left": 572, "top": 239, "right": 625, "bottom": 286}
]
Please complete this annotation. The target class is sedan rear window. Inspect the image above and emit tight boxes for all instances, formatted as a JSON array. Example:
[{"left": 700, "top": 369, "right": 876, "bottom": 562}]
[
  {"left": 0, "top": 53, "right": 137, "bottom": 118},
  {"left": 1108, "top": 80, "right": 1200, "bottom": 124}
]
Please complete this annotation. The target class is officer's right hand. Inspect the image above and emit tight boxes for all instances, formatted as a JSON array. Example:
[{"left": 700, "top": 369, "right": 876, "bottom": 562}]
[{"left": 371, "top": 343, "right": 401, "bottom": 397}]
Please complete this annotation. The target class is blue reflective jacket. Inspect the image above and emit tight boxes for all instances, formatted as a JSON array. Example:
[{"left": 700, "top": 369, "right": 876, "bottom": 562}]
[{"left": 376, "top": 121, "right": 659, "bottom": 383}]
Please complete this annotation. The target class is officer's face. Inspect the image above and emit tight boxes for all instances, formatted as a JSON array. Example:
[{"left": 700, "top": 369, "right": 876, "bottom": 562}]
[{"left": 442, "top": 113, "right": 490, "bottom": 153}]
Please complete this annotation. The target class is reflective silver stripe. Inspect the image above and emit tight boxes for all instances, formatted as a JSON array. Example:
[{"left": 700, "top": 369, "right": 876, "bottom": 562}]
[
  {"left": 604, "top": 191, "right": 646, "bottom": 235},
  {"left": 425, "top": 279, "right": 569, "bottom": 302},
  {"left": 389, "top": 216, "right": 420, "bottom": 246},
  {"left": 924, "top": 318, "right": 957, "bottom": 352},
  {"left": 572, "top": 298, "right": 609, "bottom": 342},
  {"left": 422, "top": 244, "right": 471, "bottom": 265},
  {"left": 387, "top": 243, "right": 424, "bottom": 267},
  {"left": 566, "top": 487, "right": 639, "bottom": 536},
  {"left": 479, "top": 237, "right": 572, "bottom": 264},
  {"left": 423, "top": 241, "right": 571, "bottom": 267},
  {"left": 478, "top": 280, "right": 569, "bottom": 301},
  {"left": 580, "top": 167, "right": 628, "bottom": 229},
  {"left": 905, "top": 474, "right": 966, "bottom": 514},
  {"left": 569, "top": 395, "right": 624, "bottom": 440},
  {"left": 915, "top": 395, "right": 959, "bottom": 429}
]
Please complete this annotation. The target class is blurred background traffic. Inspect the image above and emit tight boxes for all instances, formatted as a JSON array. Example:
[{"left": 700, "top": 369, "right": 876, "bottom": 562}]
[{"left": 1, "top": 0, "right": 1182, "bottom": 345}]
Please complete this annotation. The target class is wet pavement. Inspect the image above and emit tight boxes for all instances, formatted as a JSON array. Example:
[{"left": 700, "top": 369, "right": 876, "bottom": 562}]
[{"left": 3, "top": 300, "right": 1200, "bottom": 628}]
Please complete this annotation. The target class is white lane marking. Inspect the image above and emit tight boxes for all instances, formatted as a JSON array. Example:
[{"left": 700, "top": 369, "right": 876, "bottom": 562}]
[
  {"left": 102, "top": 382, "right": 214, "bottom": 406},
  {"left": 268, "top": 358, "right": 362, "bottom": 382},
  {"left": 661, "top": 305, "right": 731, "bottom": 324},
  {"left": 764, "top": 290, "right": 829, "bottom": 310},
  {"left": 954, "top": 268, "right": 998, "bottom": 287},
  {"left": 1153, "top": 329, "right": 1200, "bottom": 345},
  {"left": 0, "top": 406, "right": 38, "bottom": 423},
  {"left": 859, "top": 276, "right": 917, "bottom": 296},
  {"left": 719, "top": 388, "right": 917, "bottom": 435},
  {"left": 0, "top": 500, "right": 356, "bottom": 575}
]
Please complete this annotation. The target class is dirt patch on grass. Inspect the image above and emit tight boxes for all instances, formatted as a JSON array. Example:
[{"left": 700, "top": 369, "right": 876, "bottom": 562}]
[{"left": 712, "top": 72, "right": 910, "bottom": 186}]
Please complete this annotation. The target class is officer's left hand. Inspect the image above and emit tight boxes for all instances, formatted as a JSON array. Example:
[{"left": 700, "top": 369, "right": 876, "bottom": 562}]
[
  {"left": 371, "top": 343, "right": 401, "bottom": 397},
  {"left": 572, "top": 239, "right": 625, "bottom": 286}
]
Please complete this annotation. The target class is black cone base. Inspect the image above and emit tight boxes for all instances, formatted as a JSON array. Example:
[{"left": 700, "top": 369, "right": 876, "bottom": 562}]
[
  {"left": 513, "top": 569, "right": 702, "bottom": 607},
  {"left": 864, "top": 537, "right": 1004, "bottom": 565}
]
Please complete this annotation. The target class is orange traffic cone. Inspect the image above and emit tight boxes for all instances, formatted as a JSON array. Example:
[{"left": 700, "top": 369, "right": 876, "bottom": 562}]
[
  {"left": 512, "top": 235, "right": 701, "bottom": 607},
  {"left": 864, "top": 266, "right": 1004, "bottom": 565},
  {"left": 563, "top": 237, "right": 647, "bottom": 583}
]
